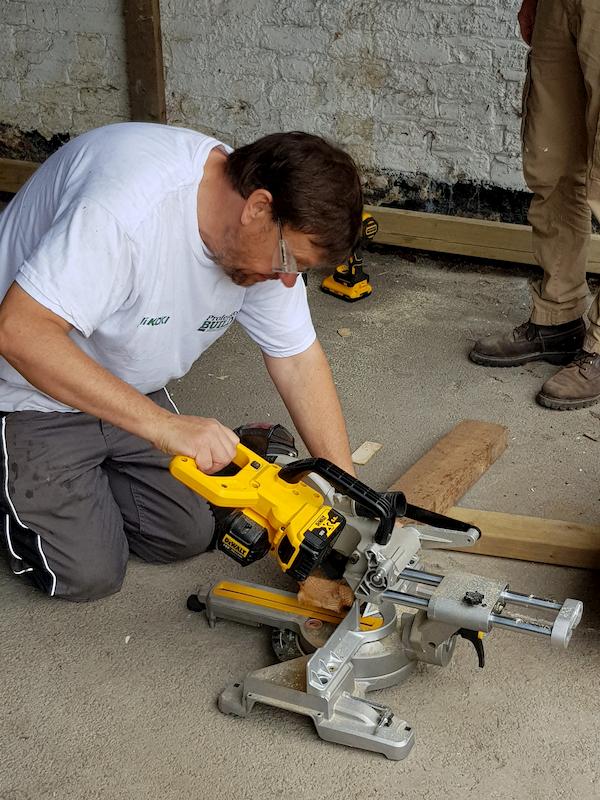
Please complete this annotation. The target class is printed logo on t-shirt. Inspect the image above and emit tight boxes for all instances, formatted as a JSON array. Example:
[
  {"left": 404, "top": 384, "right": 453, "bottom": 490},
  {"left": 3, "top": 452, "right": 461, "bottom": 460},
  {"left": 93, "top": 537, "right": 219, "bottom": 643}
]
[
  {"left": 139, "top": 315, "right": 170, "bottom": 326},
  {"left": 198, "top": 311, "right": 239, "bottom": 332}
]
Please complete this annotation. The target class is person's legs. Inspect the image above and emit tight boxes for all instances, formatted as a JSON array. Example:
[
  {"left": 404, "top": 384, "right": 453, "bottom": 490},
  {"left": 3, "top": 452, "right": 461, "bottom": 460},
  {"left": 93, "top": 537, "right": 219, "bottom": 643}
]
[
  {"left": 470, "top": 0, "right": 589, "bottom": 367},
  {"left": 526, "top": 0, "right": 592, "bottom": 325},
  {"left": 0, "top": 391, "right": 215, "bottom": 600},
  {"left": 537, "top": 0, "right": 600, "bottom": 409},
  {"left": 0, "top": 411, "right": 128, "bottom": 601},
  {"left": 102, "top": 389, "right": 215, "bottom": 563},
  {"left": 580, "top": 0, "right": 600, "bottom": 355}
]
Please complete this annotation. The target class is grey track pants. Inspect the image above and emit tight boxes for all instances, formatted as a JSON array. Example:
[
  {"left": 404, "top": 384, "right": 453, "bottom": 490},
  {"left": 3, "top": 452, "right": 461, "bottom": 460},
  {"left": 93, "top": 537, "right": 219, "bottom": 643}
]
[{"left": 0, "top": 389, "right": 215, "bottom": 601}]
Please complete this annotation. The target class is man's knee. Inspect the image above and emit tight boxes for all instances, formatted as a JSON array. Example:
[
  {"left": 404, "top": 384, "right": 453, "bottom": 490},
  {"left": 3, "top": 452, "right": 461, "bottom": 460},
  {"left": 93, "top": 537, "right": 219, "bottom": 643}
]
[
  {"left": 4, "top": 520, "right": 128, "bottom": 602},
  {"left": 131, "top": 498, "right": 215, "bottom": 564},
  {"left": 51, "top": 553, "right": 128, "bottom": 602},
  {"left": 157, "top": 508, "right": 214, "bottom": 562}
]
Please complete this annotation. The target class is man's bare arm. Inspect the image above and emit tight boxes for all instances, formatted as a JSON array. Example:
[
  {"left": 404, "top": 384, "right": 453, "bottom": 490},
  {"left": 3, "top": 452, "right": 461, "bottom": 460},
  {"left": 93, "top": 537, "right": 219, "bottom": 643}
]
[
  {"left": 518, "top": 0, "right": 538, "bottom": 44},
  {"left": 0, "top": 283, "right": 238, "bottom": 472},
  {"left": 263, "top": 339, "right": 355, "bottom": 475}
]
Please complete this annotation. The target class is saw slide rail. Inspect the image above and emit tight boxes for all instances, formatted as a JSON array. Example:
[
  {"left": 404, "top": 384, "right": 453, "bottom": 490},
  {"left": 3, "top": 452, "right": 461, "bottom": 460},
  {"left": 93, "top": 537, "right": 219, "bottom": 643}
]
[{"left": 388, "top": 567, "right": 582, "bottom": 649}]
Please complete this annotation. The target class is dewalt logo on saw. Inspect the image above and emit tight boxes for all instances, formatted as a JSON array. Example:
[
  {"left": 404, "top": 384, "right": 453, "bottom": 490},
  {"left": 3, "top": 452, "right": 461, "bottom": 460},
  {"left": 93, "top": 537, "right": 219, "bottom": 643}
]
[
  {"left": 221, "top": 534, "right": 250, "bottom": 559},
  {"left": 312, "top": 510, "right": 342, "bottom": 537},
  {"left": 276, "top": 508, "right": 345, "bottom": 581}
]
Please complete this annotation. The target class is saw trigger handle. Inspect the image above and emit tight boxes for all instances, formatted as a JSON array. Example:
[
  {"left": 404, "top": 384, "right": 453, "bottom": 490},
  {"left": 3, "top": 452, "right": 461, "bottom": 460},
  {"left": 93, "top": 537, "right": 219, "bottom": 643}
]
[
  {"left": 170, "top": 446, "right": 346, "bottom": 581},
  {"left": 458, "top": 629, "right": 486, "bottom": 668}
]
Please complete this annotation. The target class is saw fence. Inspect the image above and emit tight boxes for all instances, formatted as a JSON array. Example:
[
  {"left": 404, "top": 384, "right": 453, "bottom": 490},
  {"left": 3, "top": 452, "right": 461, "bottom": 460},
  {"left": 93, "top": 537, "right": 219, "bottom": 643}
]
[{"left": 392, "top": 419, "right": 600, "bottom": 570}]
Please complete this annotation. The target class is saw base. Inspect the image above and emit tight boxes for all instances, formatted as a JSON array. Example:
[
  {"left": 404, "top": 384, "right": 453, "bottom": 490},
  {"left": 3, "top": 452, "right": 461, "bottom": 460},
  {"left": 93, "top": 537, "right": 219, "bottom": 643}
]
[
  {"left": 219, "top": 657, "right": 414, "bottom": 760},
  {"left": 195, "top": 579, "right": 418, "bottom": 760}
]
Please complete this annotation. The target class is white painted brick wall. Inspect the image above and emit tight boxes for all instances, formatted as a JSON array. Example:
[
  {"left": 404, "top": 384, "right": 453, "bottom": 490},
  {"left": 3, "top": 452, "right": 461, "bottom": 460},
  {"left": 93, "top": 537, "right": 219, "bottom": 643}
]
[
  {"left": 0, "top": 0, "right": 129, "bottom": 136},
  {"left": 0, "top": 0, "right": 529, "bottom": 192}
]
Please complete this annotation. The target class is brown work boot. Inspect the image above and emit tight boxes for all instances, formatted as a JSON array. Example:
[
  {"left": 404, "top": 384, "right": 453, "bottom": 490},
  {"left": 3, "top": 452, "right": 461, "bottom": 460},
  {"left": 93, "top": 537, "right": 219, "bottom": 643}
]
[
  {"left": 537, "top": 351, "right": 600, "bottom": 410},
  {"left": 469, "top": 318, "right": 586, "bottom": 367}
]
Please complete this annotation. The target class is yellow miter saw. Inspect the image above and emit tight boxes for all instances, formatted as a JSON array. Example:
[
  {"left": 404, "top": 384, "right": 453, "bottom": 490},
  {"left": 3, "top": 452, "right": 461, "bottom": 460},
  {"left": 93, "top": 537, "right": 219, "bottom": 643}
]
[
  {"left": 321, "top": 211, "right": 378, "bottom": 301},
  {"left": 170, "top": 425, "right": 583, "bottom": 761}
]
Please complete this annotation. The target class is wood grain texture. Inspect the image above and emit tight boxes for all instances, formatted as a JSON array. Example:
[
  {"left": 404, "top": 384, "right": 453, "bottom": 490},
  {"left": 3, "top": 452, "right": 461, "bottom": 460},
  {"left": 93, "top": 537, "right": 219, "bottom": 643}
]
[
  {"left": 388, "top": 420, "right": 508, "bottom": 513},
  {"left": 123, "top": 0, "right": 167, "bottom": 123},
  {"left": 365, "top": 205, "right": 600, "bottom": 274},
  {"left": 446, "top": 507, "right": 600, "bottom": 569},
  {"left": 0, "top": 158, "right": 39, "bottom": 193}
]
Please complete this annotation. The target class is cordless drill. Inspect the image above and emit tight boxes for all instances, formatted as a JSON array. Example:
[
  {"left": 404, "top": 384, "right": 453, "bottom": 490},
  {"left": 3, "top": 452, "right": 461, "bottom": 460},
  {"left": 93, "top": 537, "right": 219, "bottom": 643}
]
[{"left": 320, "top": 211, "right": 378, "bottom": 302}]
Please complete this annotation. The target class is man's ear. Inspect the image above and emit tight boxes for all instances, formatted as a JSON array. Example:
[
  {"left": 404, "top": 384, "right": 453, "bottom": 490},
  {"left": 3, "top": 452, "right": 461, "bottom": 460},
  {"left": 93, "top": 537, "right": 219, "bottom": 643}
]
[{"left": 241, "top": 188, "right": 273, "bottom": 225}]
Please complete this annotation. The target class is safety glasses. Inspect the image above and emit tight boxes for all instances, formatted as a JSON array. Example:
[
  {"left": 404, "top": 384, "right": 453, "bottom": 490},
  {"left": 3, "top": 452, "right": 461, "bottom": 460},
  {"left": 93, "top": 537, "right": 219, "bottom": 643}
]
[{"left": 271, "top": 220, "right": 299, "bottom": 274}]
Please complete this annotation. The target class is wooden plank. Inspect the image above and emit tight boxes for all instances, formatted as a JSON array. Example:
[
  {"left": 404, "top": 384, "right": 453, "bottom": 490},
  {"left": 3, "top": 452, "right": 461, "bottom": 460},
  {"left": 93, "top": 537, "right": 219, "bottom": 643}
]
[
  {"left": 388, "top": 420, "right": 508, "bottom": 513},
  {"left": 365, "top": 204, "right": 600, "bottom": 275},
  {"left": 2, "top": 164, "right": 598, "bottom": 280},
  {"left": 388, "top": 421, "right": 598, "bottom": 569},
  {"left": 0, "top": 158, "right": 39, "bottom": 193},
  {"left": 123, "top": 0, "right": 167, "bottom": 123},
  {"left": 446, "top": 507, "right": 600, "bottom": 570}
]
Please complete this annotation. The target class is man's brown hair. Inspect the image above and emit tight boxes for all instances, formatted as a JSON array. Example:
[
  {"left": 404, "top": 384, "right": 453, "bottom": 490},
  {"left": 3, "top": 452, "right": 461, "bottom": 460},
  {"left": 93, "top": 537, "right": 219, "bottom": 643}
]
[{"left": 225, "top": 132, "right": 363, "bottom": 267}]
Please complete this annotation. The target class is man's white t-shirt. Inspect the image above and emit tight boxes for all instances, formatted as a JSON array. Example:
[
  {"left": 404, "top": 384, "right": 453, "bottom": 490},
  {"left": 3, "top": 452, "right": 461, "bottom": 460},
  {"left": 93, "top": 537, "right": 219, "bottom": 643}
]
[{"left": 0, "top": 123, "right": 316, "bottom": 413}]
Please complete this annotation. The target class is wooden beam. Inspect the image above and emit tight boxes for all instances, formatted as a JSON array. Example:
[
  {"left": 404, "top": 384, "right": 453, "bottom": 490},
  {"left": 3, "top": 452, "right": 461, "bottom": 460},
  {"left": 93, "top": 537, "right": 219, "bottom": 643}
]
[
  {"left": 0, "top": 158, "right": 39, "bottom": 193},
  {"left": 446, "top": 507, "right": 600, "bottom": 570},
  {"left": 388, "top": 420, "right": 508, "bottom": 513},
  {"left": 2, "top": 162, "right": 598, "bottom": 282},
  {"left": 365, "top": 204, "right": 600, "bottom": 275},
  {"left": 388, "top": 421, "right": 599, "bottom": 569},
  {"left": 123, "top": 0, "right": 167, "bottom": 123}
]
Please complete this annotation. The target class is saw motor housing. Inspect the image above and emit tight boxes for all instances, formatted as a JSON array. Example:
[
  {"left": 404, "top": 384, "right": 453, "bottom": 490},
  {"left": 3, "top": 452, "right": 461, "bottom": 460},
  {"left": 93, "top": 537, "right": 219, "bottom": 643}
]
[{"left": 170, "top": 444, "right": 347, "bottom": 581}]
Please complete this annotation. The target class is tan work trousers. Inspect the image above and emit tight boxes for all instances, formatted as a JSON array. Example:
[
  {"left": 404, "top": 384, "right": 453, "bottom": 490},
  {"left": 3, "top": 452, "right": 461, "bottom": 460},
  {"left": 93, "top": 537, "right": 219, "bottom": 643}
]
[{"left": 524, "top": 0, "right": 600, "bottom": 353}]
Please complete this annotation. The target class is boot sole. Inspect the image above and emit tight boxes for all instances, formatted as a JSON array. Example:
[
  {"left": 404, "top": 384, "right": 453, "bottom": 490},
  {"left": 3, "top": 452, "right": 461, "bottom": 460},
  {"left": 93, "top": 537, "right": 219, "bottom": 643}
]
[
  {"left": 468, "top": 350, "right": 576, "bottom": 368},
  {"left": 536, "top": 391, "right": 600, "bottom": 411}
]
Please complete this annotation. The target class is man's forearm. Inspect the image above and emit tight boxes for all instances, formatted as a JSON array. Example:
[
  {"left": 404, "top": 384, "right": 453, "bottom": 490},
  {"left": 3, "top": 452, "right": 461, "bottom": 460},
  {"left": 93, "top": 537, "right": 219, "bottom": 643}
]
[
  {"left": 518, "top": 0, "right": 538, "bottom": 44},
  {"left": 0, "top": 304, "right": 171, "bottom": 442},
  {"left": 264, "top": 340, "right": 355, "bottom": 474}
]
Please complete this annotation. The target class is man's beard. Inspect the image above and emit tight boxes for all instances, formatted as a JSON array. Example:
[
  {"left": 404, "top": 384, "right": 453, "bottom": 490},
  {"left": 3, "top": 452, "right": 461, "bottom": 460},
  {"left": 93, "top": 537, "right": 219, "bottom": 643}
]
[
  {"left": 222, "top": 266, "right": 265, "bottom": 287},
  {"left": 213, "top": 259, "right": 271, "bottom": 287},
  {"left": 210, "top": 227, "right": 273, "bottom": 287}
]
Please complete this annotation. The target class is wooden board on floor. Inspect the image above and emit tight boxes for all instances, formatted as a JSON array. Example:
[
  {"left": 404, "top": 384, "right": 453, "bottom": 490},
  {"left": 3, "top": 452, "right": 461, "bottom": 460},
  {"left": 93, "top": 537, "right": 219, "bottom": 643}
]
[
  {"left": 446, "top": 507, "right": 600, "bottom": 570},
  {"left": 388, "top": 419, "right": 508, "bottom": 513},
  {"left": 364, "top": 204, "right": 600, "bottom": 275},
  {"left": 388, "top": 420, "right": 599, "bottom": 569},
  {"left": 0, "top": 158, "right": 39, "bottom": 193}
]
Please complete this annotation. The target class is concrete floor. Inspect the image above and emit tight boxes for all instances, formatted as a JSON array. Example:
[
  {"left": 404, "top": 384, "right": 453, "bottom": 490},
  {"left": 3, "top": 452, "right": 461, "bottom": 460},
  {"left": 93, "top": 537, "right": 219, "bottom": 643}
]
[{"left": 1, "top": 251, "right": 599, "bottom": 800}]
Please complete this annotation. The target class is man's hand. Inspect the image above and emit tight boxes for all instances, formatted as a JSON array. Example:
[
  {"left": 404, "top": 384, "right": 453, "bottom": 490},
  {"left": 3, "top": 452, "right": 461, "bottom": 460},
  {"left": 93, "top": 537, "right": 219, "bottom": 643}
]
[
  {"left": 518, "top": 0, "right": 538, "bottom": 45},
  {"left": 298, "top": 570, "right": 354, "bottom": 614},
  {"left": 151, "top": 414, "right": 239, "bottom": 473}
]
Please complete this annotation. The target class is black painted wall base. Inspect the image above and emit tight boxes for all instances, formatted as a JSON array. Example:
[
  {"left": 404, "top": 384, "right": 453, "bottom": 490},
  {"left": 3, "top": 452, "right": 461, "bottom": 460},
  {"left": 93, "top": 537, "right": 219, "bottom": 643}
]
[{"left": 363, "top": 169, "right": 533, "bottom": 226}]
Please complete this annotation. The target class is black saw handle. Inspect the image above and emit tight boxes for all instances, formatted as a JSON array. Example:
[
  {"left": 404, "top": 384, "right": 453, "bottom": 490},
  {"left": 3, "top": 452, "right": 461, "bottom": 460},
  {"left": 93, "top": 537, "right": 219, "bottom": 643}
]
[
  {"left": 278, "top": 458, "right": 480, "bottom": 545},
  {"left": 278, "top": 458, "right": 404, "bottom": 545}
]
